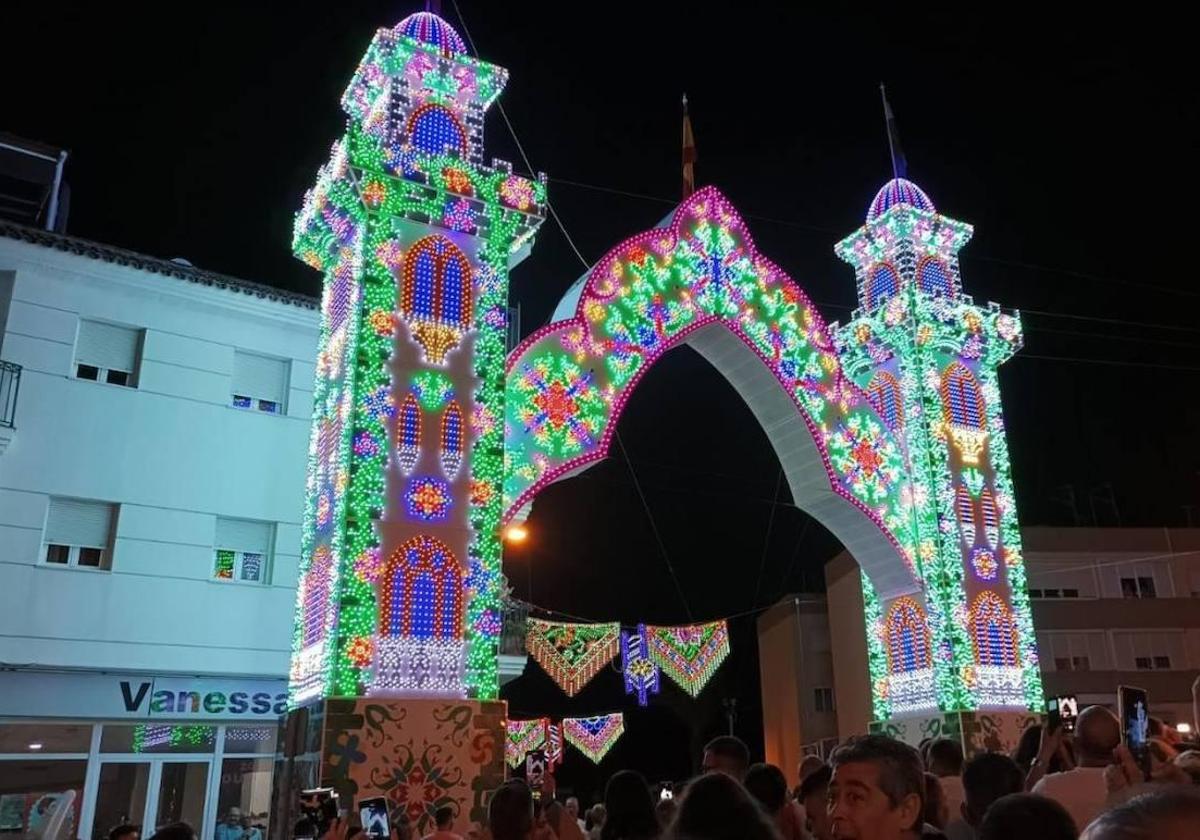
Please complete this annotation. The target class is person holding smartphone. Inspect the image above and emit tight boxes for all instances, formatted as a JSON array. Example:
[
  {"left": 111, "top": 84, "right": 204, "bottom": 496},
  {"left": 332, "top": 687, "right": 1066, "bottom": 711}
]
[{"left": 1030, "top": 705, "right": 1120, "bottom": 832}]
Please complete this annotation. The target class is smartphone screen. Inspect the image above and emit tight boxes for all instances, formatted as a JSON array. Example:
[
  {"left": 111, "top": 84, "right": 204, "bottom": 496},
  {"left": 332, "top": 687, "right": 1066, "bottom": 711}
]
[
  {"left": 359, "top": 797, "right": 389, "bottom": 840},
  {"left": 1057, "top": 695, "right": 1078, "bottom": 734},
  {"left": 1118, "top": 685, "right": 1151, "bottom": 780}
]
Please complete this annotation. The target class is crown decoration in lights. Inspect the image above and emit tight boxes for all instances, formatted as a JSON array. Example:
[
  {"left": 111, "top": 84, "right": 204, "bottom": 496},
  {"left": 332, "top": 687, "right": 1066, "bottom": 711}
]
[
  {"left": 621, "top": 624, "right": 660, "bottom": 707},
  {"left": 645, "top": 621, "right": 731, "bottom": 698},
  {"left": 504, "top": 717, "right": 549, "bottom": 770},
  {"left": 562, "top": 714, "right": 625, "bottom": 764},
  {"left": 525, "top": 619, "right": 620, "bottom": 696}
]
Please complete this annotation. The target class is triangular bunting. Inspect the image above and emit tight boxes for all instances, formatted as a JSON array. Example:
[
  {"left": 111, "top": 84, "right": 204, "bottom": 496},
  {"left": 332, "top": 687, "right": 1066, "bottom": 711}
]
[
  {"left": 645, "top": 620, "right": 730, "bottom": 697},
  {"left": 562, "top": 713, "right": 624, "bottom": 763},
  {"left": 504, "top": 717, "right": 548, "bottom": 769},
  {"left": 525, "top": 619, "right": 620, "bottom": 696}
]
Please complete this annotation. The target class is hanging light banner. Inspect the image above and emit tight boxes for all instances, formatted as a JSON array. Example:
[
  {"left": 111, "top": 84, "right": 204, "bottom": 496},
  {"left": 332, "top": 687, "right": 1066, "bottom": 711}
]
[
  {"left": 645, "top": 620, "right": 731, "bottom": 697},
  {"left": 525, "top": 619, "right": 619, "bottom": 696},
  {"left": 562, "top": 713, "right": 624, "bottom": 764}
]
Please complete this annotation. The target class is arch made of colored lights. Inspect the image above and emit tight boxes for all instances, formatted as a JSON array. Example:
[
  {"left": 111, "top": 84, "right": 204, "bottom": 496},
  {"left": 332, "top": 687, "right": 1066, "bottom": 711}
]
[
  {"left": 917, "top": 256, "right": 953, "bottom": 297},
  {"left": 301, "top": 546, "right": 334, "bottom": 647},
  {"left": 956, "top": 486, "right": 976, "bottom": 542},
  {"left": 440, "top": 400, "right": 465, "bottom": 478},
  {"left": 867, "top": 263, "right": 900, "bottom": 310},
  {"left": 969, "top": 591, "right": 1019, "bottom": 667},
  {"left": 941, "top": 362, "right": 986, "bottom": 429},
  {"left": 504, "top": 187, "right": 920, "bottom": 602},
  {"left": 378, "top": 535, "right": 464, "bottom": 639},
  {"left": 885, "top": 597, "right": 932, "bottom": 673},
  {"left": 866, "top": 371, "right": 904, "bottom": 430},
  {"left": 397, "top": 392, "right": 422, "bottom": 474},
  {"left": 406, "top": 103, "right": 469, "bottom": 158},
  {"left": 399, "top": 235, "right": 473, "bottom": 329}
]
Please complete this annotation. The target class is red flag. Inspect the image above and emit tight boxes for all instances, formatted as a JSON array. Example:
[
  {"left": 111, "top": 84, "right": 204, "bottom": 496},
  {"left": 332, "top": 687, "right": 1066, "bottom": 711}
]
[{"left": 682, "top": 94, "right": 697, "bottom": 199}]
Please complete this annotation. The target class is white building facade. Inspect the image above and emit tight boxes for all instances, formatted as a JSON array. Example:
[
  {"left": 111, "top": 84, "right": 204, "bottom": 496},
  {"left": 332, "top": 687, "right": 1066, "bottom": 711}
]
[{"left": 0, "top": 222, "right": 319, "bottom": 840}]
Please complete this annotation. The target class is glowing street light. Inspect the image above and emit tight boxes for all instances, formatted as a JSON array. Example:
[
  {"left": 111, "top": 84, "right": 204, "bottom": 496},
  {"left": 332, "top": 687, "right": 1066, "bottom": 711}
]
[
  {"left": 1178, "top": 722, "right": 1193, "bottom": 735},
  {"left": 504, "top": 524, "right": 529, "bottom": 544}
]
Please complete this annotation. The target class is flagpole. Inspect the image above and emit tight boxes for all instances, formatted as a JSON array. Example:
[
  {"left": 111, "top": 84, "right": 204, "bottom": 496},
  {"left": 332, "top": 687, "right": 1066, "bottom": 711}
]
[{"left": 880, "top": 83, "right": 899, "bottom": 182}]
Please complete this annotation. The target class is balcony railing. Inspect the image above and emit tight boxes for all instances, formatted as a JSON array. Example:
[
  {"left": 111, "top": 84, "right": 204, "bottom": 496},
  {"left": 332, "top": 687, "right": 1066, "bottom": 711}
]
[{"left": 0, "top": 360, "right": 20, "bottom": 429}]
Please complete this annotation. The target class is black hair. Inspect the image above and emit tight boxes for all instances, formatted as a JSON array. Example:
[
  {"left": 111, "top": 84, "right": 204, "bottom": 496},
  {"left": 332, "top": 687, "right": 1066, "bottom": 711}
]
[
  {"left": 661, "top": 772, "right": 778, "bottom": 840},
  {"left": 978, "top": 793, "right": 1077, "bottom": 840},
  {"left": 743, "top": 763, "right": 789, "bottom": 814},
  {"left": 434, "top": 806, "right": 453, "bottom": 828},
  {"left": 830, "top": 734, "right": 924, "bottom": 826},
  {"left": 148, "top": 824, "right": 195, "bottom": 840},
  {"left": 601, "top": 770, "right": 659, "bottom": 840},
  {"left": 703, "top": 736, "right": 750, "bottom": 771},
  {"left": 488, "top": 780, "right": 534, "bottom": 840},
  {"left": 926, "top": 737, "right": 965, "bottom": 775},
  {"left": 961, "top": 752, "right": 1024, "bottom": 826},
  {"left": 798, "top": 764, "right": 832, "bottom": 801},
  {"left": 108, "top": 825, "right": 139, "bottom": 840},
  {"left": 1080, "top": 787, "right": 1200, "bottom": 840}
]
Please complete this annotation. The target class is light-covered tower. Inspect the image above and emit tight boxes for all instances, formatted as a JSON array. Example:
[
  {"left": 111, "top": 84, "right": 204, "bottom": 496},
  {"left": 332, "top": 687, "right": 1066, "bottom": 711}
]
[
  {"left": 834, "top": 179, "right": 1042, "bottom": 720},
  {"left": 289, "top": 11, "right": 544, "bottom": 706}
]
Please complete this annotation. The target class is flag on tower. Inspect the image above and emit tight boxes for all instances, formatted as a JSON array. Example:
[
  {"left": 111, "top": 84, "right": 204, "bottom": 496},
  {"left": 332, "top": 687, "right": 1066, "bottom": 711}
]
[
  {"left": 880, "top": 84, "right": 908, "bottom": 180},
  {"left": 682, "top": 94, "right": 697, "bottom": 199}
]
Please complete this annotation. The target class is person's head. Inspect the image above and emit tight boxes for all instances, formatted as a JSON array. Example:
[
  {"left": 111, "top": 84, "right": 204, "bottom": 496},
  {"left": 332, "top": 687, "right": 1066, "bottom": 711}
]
[
  {"left": 961, "top": 751, "right": 1024, "bottom": 828},
  {"left": 1013, "top": 724, "right": 1042, "bottom": 772},
  {"left": 661, "top": 771, "right": 778, "bottom": 840},
  {"left": 828, "top": 734, "right": 924, "bottom": 840},
  {"left": 922, "top": 773, "right": 948, "bottom": 830},
  {"left": 798, "top": 764, "right": 832, "bottom": 840},
  {"left": 566, "top": 797, "right": 580, "bottom": 819},
  {"left": 1076, "top": 705, "right": 1121, "bottom": 767},
  {"left": 601, "top": 770, "right": 658, "bottom": 840},
  {"left": 744, "top": 763, "right": 790, "bottom": 817},
  {"left": 589, "top": 804, "right": 607, "bottom": 829},
  {"left": 489, "top": 780, "right": 534, "bottom": 840},
  {"left": 226, "top": 808, "right": 243, "bottom": 826},
  {"left": 109, "top": 824, "right": 139, "bottom": 840},
  {"left": 977, "top": 793, "right": 1077, "bottom": 840},
  {"left": 799, "top": 754, "right": 827, "bottom": 786},
  {"left": 148, "top": 824, "right": 196, "bottom": 840},
  {"left": 925, "top": 738, "right": 964, "bottom": 777},
  {"left": 1080, "top": 787, "right": 1200, "bottom": 840},
  {"left": 435, "top": 806, "right": 453, "bottom": 831},
  {"left": 701, "top": 735, "right": 750, "bottom": 781}
]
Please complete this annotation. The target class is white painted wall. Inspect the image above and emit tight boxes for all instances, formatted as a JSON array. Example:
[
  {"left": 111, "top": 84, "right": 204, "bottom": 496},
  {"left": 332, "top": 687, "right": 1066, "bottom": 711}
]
[{"left": 0, "top": 235, "right": 319, "bottom": 678}]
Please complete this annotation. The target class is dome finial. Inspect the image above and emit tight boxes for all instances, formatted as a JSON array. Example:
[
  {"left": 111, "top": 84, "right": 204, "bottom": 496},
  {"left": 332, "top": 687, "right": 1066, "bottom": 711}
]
[
  {"left": 395, "top": 10, "right": 466, "bottom": 58},
  {"left": 866, "top": 178, "right": 935, "bottom": 223}
]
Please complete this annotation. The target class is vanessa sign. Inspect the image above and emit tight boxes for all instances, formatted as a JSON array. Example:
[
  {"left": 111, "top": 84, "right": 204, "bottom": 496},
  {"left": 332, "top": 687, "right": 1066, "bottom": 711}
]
[{"left": 0, "top": 671, "right": 287, "bottom": 720}]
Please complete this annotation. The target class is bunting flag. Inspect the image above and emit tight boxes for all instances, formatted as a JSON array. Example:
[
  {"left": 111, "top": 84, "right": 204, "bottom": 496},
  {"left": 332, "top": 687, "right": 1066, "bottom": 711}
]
[
  {"left": 562, "top": 713, "right": 625, "bottom": 764},
  {"left": 545, "top": 723, "right": 563, "bottom": 768},
  {"left": 525, "top": 618, "right": 620, "bottom": 695},
  {"left": 504, "top": 717, "right": 548, "bottom": 769},
  {"left": 646, "top": 620, "right": 731, "bottom": 697},
  {"left": 682, "top": 93, "right": 697, "bottom": 199},
  {"left": 621, "top": 624, "right": 660, "bottom": 706}
]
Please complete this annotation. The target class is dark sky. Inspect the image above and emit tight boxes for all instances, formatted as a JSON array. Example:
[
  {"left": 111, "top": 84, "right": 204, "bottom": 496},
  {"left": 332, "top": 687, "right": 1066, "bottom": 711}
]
[{"left": 7, "top": 0, "right": 1199, "bottom": 795}]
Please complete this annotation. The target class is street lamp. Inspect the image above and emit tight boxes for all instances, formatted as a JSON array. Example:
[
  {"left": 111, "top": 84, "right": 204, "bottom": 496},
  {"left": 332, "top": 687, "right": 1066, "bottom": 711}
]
[{"left": 504, "top": 523, "right": 529, "bottom": 544}]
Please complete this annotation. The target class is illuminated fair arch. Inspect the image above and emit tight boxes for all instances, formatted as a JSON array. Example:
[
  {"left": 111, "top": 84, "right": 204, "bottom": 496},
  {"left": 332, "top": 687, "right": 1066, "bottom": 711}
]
[{"left": 503, "top": 188, "right": 921, "bottom": 600}]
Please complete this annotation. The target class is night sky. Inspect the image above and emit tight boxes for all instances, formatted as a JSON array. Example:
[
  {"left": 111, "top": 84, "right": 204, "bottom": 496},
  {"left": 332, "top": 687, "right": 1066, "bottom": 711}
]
[{"left": 6, "top": 1, "right": 1199, "bottom": 799}]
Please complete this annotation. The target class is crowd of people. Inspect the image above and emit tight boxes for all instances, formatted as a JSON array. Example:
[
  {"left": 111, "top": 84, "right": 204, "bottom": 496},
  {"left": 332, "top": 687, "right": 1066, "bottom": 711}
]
[
  {"left": 117, "top": 698, "right": 1200, "bottom": 840},
  {"left": 481, "top": 704, "right": 1200, "bottom": 840}
]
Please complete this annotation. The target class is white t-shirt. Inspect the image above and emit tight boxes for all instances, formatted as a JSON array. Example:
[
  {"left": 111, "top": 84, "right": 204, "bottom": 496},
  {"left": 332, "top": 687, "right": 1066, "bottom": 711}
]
[{"left": 1030, "top": 766, "right": 1108, "bottom": 833}]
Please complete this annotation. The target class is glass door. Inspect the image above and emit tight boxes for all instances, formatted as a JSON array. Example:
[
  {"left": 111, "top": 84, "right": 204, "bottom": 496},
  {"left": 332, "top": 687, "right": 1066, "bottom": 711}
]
[
  {"left": 92, "top": 762, "right": 151, "bottom": 840},
  {"left": 153, "top": 762, "right": 209, "bottom": 832}
]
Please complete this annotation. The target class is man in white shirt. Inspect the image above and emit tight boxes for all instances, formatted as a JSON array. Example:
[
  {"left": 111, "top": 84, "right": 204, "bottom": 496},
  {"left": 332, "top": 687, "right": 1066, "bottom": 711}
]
[
  {"left": 1031, "top": 705, "right": 1120, "bottom": 832},
  {"left": 565, "top": 797, "right": 585, "bottom": 834}
]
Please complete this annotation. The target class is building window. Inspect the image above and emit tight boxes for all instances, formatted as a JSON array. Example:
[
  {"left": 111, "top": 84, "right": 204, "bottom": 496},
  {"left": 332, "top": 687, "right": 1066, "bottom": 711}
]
[
  {"left": 1120, "top": 576, "right": 1157, "bottom": 598},
  {"left": 407, "top": 103, "right": 468, "bottom": 157},
  {"left": 916, "top": 257, "right": 953, "bottom": 297},
  {"left": 75, "top": 320, "right": 141, "bottom": 387},
  {"left": 814, "top": 687, "right": 835, "bottom": 713},
  {"left": 1030, "top": 588, "right": 1081, "bottom": 599},
  {"left": 214, "top": 518, "right": 273, "bottom": 583},
  {"left": 43, "top": 498, "right": 115, "bottom": 570},
  {"left": 232, "top": 351, "right": 289, "bottom": 414},
  {"left": 1053, "top": 656, "right": 1091, "bottom": 672},
  {"left": 866, "top": 263, "right": 900, "bottom": 310}
]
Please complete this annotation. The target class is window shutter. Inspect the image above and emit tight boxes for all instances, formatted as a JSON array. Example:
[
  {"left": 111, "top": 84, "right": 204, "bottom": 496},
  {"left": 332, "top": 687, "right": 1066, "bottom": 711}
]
[
  {"left": 47, "top": 499, "right": 115, "bottom": 547},
  {"left": 232, "top": 352, "right": 288, "bottom": 404},
  {"left": 77, "top": 321, "right": 140, "bottom": 372},
  {"left": 215, "top": 518, "right": 272, "bottom": 554}
]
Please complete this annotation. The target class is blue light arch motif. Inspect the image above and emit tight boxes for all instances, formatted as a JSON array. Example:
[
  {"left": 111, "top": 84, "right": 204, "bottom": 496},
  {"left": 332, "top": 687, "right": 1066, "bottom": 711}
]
[
  {"left": 886, "top": 597, "right": 932, "bottom": 673},
  {"left": 407, "top": 103, "right": 468, "bottom": 158},
  {"left": 866, "top": 371, "right": 904, "bottom": 430},
  {"left": 867, "top": 263, "right": 900, "bottom": 310},
  {"left": 970, "top": 591, "right": 1019, "bottom": 667},
  {"left": 941, "top": 362, "right": 986, "bottom": 428},
  {"left": 917, "top": 257, "right": 953, "bottom": 297}
]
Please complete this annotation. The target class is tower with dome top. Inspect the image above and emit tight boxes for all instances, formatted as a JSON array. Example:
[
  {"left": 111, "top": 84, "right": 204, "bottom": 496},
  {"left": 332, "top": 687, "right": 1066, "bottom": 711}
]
[
  {"left": 834, "top": 178, "right": 1042, "bottom": 722},
  {"left": 282, "top": 11, "right": 544, "bottom": 828}
]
